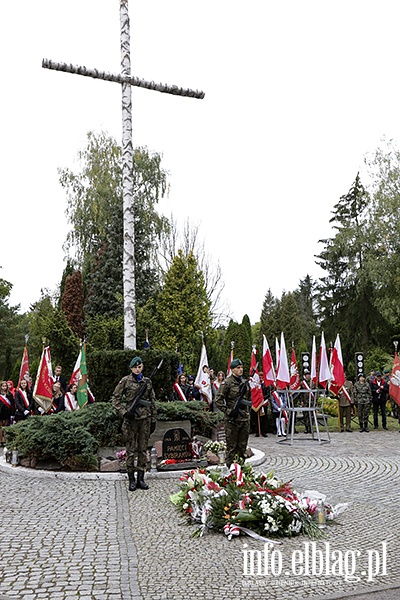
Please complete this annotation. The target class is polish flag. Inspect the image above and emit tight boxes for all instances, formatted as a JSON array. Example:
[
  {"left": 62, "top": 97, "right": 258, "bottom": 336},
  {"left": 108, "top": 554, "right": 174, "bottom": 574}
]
[
  {"left": 289, "top": 348, "right": 300, "bottom": 390},
  {"left": 262, "top": 335, "right": 276, "bottom": 387},
  {"left": 275, "top": 337, "right": 280, "bottom": 373},
  {"left": 319, "top": 332, "right": 332, "bottom": 389},
  {"left": 389, "top": 352, "right": 400, "bottom": 408},
  {"left": 276, "top": 332, "right": 290, "bottom": 389},
  {"left": 249, "top": 347, "right": 264, "bottom": 411},
  {"left": 310, "top": 336, "right": 317, "bottom": 385},
  {"left": 329, "top": 334, "right": 345, "bottom": 396}
]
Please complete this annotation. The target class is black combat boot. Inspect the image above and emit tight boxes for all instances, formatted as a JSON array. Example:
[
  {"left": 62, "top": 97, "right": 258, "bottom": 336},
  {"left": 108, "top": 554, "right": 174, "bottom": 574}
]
[
  {"left": 128, "top": 471, "right": 137, "bottom": 492},
  {"left": 136, "top": 470, "right": 149, "bottom": 490}
]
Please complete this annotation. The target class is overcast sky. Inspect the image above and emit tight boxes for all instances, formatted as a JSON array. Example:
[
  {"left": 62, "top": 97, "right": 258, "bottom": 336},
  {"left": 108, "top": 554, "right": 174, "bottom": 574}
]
[{"left": 1, "top": 0, "right": 400, "bottom": 324}]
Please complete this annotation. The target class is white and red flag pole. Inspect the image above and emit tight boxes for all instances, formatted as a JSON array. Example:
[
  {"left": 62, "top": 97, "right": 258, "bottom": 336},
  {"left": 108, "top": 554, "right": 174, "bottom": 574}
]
[
  {"left": 276, "top": 332, "right": 290, "bottom": 389},
  {"left": 195, "top": 340, "right": 212, "bottom": 407},
  {"left": 329, "top": 334, "right": 345, "bottom": 396},
  {"left": 262, "top": 335, "right": 276, "bottom": 387},
  {"left": 249, "top": 346, "right": 264, "bottom": 412},
  {"left": 289, "top": 346, "right": 300, "bottom": 390},
  {"left": 310, "top": 335, "right": 317, "bottom": 385},
  {"left": 227, "top": 341, "right": 234, "bottom": 377},
  {"left": 319, "top": 332, "right": 332, "bottom": 389}
]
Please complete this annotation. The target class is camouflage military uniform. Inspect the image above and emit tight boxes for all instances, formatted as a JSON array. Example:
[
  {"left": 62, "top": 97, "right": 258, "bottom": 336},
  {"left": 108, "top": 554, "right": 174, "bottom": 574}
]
[
  {"left": 215, "top": 374, "right": 251, "bottom": 467},
  {"left": 112, "top": 373, "right": 156, "bottom": 472},
  {"left": 354, "top": 379, "right": 372, "bottom": 432}
]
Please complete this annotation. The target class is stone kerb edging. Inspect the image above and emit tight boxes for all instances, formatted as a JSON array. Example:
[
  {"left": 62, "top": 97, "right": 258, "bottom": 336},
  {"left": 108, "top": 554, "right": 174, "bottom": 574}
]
[{"left": 0, "top": 447, "right": 265, "bottom": 481}]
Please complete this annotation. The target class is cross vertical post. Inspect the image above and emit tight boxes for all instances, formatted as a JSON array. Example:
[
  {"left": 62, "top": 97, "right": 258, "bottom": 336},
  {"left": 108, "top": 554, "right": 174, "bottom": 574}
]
[{"left": 42, "top": 0, "right": 205, "bottom": 350}]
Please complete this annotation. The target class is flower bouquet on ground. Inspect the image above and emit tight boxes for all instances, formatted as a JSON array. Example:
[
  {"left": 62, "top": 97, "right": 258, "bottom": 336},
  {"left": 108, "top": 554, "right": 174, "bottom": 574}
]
[
  {"left": 170, "top": 462, "right": 347, "bottom": 541},
  {"left": 116, "top": 449, "right": 127, "bottom": 471}
]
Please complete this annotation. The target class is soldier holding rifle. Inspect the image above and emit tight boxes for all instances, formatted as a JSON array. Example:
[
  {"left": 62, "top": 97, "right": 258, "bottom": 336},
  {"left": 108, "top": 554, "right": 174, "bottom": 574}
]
[
  {"left": 112, "top": 357, "right": 157, "bottom": 491},
  {"left": 215, "top": 358, "right": 252, "bottom": 468}
]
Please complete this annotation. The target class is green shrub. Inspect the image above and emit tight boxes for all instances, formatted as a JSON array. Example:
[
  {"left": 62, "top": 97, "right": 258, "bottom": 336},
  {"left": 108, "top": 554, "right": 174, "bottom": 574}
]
[{"left": 5, "top": 403, "right": 121, "bottom": 471}]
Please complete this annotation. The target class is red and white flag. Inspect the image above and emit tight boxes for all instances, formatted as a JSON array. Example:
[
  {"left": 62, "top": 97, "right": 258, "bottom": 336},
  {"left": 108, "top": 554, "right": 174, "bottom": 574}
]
[
  {"left": 262, "top": 335, "right": 276, "bottom": 387},
  {"left": 275, "top": 337, "right": 280, "bottom": 373},
  {"left": 33, "top": 346, "right": 53, "bottom": 413},
  {"left": 276, "top": 332, "right": 290, "bottom": 389},
  {"left": 195, "top": 343, "right": 212, "bottom": 406},
  {"left": 389, "top": 352, "right": 400, "bottom": 408},
  {"left": 329, "top": 334, "right": 345, "bottom": 396},
  {"left": 289, "top": 348, "right": 300, "bottom": 390},
  {"left": 319, "top": 332, "right": 332, "bottom": 389},
  {"left": 18, "top": 344, "right": 30, "bottom": 388},
  {"left": 310, "top": 335, "right": 317, "bottom": 385},
  {"left": 227, "top": 345, "right": 234, "bottom": 377},
  {"left": 70, "top": 349, "right": 81, "bottom": 386},
  {"left": 249, "top": 347, "right": 264, "bottom": 411}
]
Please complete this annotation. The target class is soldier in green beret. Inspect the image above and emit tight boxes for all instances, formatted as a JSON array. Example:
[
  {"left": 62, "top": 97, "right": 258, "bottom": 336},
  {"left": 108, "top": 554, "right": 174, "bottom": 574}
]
[
  {"left": 215, "top": 358, "right": 252, "bottom": 468},
  {"left": 112, "top": 357, "right": 157, "bottom": 491}
]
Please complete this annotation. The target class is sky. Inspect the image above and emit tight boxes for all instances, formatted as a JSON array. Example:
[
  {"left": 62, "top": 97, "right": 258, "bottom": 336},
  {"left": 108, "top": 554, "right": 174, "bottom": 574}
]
[{"left": 2, "top": 0, "right": 400, "bottom": 325}]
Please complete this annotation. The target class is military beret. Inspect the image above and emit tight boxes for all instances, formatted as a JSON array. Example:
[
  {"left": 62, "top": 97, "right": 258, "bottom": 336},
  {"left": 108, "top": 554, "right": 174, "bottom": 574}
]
[
  {"left": 230, "top": 358, "right": 243, "bottom": 369},
  {"left": 129, "top": 356, "right": 143, "bottom": 368}
]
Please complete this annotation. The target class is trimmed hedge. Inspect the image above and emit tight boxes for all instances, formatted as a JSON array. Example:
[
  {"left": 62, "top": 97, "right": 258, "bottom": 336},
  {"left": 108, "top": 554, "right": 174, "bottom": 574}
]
[{"left": 87, "top": 349, "right": 180, "bottom": 403}]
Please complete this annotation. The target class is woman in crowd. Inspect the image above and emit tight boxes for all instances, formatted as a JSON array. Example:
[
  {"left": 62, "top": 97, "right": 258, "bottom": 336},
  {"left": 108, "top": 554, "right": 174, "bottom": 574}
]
[
  {"left": 51, "top": 381, "right": 65, "bottom": 413},
  {"left": 0, "top": 381, "right": 13, "bottom": 444},
  {"left": 14, "top": 379, "right": 34, "bottom": 422},
  {"left": 173, "top": 374, "right": 189, "bottom": 402},
  {"left": 64, "top": 383, "right": 79, "bottom": 411}
]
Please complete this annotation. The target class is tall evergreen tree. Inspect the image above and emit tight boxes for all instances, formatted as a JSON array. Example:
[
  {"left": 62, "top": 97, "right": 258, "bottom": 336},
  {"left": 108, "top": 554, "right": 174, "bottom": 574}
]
[
  {"left": 152, "top": 251, "right": 212, "bottom": 373},
  {"left": 316, "top": 173, "right": 390, "bottom": 357},
  {"left": 61, "top": 271, "right": 85, "bottom": 339}
]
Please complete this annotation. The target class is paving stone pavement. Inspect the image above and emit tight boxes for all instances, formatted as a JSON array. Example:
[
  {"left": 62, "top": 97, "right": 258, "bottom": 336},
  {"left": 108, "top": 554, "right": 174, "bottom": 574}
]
[{"left": 0, "top": 429, "right": 399, "bottom": 599}]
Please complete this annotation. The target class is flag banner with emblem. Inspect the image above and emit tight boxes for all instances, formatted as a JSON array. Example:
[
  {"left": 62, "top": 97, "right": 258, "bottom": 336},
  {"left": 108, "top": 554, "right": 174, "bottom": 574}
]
[
  {"left": 329, "top": 334, "right": 345, "bottom": 397},
  {"left": 262, "top": 335, "right": 276, "bottom": 387},
  {"left": 33, "top": 346, "right": 53, "bottom": 413},
  {"left": 389, "top": 352, "right": 400, "bottom": 408},
  {"left": 18, "top": 344, "right": 30, "bottom": 387},
  {"left": 77, "top": 344, "right": 88, "bottom": 408},
  {"left": 319, "top": 332, "right": 332, "bottom": 389},
  {"left": 289, "top": 348, "right": 300, "bottom": 390},
  {"left": 276, "top": 332, "right": 290, "bottom": 389},
  {"left": 249, "top": 347, "right": 264, "bottom": 411},
  {"left": 195, "top": 343, "right": 212, "bottom": 406}
]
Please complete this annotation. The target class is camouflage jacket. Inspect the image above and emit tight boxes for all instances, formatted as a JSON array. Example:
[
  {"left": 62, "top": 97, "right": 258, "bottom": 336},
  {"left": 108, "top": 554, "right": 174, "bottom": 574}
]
[
  {"left": 111, "top": 374, "right": 156, "bottom": 421},
  {"left": 353, "top": 381, "right": 372, "bottom": 404},
  {"left": 215, "top": 374, "right": 251, "bottom": 422}
]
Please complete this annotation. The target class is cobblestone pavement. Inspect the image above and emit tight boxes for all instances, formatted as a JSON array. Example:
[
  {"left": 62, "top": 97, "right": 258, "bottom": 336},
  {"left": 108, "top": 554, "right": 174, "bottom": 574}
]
[{"left": 0, "top": 430, "right": 399, "bottom": 599}]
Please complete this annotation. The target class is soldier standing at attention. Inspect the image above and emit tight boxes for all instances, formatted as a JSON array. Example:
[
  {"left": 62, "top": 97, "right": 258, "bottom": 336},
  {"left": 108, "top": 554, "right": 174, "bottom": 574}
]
[
  {"left": 353, "top": 373, "right": 372, "bottom": 432},
  {"left": 112, "top": 357, "right": 157, "bottom": 492},
  {"left": 215, "top": 358, "right": 251, "bottom": 468}
]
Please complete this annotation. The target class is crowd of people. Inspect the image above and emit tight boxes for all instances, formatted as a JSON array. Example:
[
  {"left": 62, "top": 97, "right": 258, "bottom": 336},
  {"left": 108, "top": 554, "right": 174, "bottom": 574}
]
[{"left": 0, "top": 365, "right": 84, "bottom": 444}]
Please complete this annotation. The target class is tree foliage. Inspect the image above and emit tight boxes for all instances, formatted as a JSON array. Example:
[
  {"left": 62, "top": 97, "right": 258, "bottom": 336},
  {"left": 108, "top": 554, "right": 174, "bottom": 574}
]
[
  {"left": 59, "top": 131, "right": 169, "bottom": 319},
  {"left": 152, "top": 251, "right": 212, "bottom": 373}
]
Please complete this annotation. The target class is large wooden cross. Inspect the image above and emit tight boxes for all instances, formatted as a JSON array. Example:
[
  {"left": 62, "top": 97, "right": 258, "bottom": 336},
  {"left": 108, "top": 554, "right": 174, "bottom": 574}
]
[{"left": 42, "top": 0, "right": 205, "bottom": 350}]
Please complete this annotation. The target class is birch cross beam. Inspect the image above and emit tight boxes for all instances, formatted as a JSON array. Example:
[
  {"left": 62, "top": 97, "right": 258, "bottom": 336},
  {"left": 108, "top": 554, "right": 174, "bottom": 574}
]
[{"left": 42, "top": 59, "right": 205, "bottom": 99}]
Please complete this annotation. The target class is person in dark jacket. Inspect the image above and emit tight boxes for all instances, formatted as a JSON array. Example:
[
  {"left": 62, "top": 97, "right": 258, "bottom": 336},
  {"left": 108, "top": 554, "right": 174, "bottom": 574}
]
[
  {"left": 370, "top": 371, "right": 389, "bottom": 430},
  {"left": 14, "top": 379, "right": 34, "bottom": 422}
]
